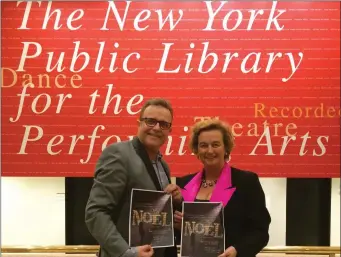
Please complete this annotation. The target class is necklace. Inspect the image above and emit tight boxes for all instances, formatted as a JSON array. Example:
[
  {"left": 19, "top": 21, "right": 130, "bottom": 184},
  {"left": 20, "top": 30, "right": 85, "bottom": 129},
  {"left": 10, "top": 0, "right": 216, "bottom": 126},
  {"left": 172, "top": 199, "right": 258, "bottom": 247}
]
[{"left": 201, "top": 179, "right": 217, "bottom": 188}]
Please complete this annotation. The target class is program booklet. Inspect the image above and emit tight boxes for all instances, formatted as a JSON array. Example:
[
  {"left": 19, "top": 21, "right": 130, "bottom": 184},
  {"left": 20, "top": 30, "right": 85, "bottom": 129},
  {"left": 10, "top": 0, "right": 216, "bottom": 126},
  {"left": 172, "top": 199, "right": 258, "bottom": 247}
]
[
  {"left": 129, "top": 188, "right": 174, "bottom": 248},
  {"left": 180, "top": 201, "right": 225, "bottom": 257}
]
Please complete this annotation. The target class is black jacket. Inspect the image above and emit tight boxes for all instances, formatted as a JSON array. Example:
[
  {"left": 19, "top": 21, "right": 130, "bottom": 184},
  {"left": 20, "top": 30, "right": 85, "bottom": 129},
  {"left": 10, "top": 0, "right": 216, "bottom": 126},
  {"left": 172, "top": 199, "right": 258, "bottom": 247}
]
[{"left": 176, "top": 167, "right": 271, "bottom": 257}]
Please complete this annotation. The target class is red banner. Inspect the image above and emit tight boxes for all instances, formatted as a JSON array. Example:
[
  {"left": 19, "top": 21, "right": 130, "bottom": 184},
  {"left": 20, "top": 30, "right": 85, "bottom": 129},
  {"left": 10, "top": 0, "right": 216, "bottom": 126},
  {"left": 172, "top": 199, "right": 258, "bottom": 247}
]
[{"left": 1, "top": 1, "right": 340, "bottom": 177}]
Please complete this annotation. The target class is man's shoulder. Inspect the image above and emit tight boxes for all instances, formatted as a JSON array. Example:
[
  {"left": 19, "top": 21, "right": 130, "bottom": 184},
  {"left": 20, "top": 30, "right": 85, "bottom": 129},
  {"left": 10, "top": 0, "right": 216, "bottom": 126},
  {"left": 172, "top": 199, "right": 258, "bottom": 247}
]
[{"left": 101, "top": 140, "right": 133, "bottom": 156}]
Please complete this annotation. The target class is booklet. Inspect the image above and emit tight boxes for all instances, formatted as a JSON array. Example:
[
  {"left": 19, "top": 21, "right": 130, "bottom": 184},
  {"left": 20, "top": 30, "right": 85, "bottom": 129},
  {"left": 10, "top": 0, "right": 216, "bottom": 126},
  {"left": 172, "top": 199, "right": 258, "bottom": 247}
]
[
  {"left": 180, "top": 201, "right": 225, "bottom": 257},
  {"left": 129, "top": 188, "right": 174, "bottom": 248}
]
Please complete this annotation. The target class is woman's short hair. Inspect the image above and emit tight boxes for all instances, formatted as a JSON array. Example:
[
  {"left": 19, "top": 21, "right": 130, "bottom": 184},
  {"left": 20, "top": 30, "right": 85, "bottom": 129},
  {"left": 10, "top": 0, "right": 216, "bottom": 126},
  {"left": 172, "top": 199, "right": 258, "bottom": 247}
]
[{"left": 189, "top": 119, "right": 234, "bottom": 159}]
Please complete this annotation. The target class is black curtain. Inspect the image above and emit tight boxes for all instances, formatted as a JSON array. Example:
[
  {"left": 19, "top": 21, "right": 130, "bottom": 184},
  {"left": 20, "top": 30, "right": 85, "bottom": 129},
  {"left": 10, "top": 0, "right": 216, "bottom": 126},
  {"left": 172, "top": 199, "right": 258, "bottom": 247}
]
[
  {"left": 286, "top": 178, "right": 331, "bottom": 246},
  {"left": 65, "top": 177, "right": 97, "bottom": 245}
]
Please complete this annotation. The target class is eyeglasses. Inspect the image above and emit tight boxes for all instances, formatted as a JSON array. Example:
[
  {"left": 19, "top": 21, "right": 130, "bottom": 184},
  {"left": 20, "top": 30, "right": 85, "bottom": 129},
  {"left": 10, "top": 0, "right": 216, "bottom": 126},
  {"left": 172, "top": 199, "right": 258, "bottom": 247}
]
[{"left": 140, "top": 118, "right": 172, "bottom": 130}]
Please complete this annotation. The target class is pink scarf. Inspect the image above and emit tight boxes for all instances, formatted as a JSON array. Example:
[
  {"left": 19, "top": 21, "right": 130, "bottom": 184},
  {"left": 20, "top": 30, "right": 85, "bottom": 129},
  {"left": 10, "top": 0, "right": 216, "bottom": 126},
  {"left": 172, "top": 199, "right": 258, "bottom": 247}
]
[{"left": 181, "top": 162, "right": 236, "bottom": 207}]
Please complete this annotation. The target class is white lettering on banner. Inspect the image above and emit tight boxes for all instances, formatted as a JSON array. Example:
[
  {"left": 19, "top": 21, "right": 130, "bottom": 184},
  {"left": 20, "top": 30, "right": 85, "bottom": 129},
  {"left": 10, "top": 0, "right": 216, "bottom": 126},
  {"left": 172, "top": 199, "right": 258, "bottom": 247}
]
[
  {"left": 18, "top": 125, "right": 106, "bottom": 162},
  {"left": 101, "top": 1, "right": 184, "bottom": 31},
  {"left": 250, "top": 127, "right": 329, "bottom": 156},
  {"left": 165, "top": 126, "right": 189, "bottom": 156},
  {"left": 9, "top": 84, "right": 72, "bottom": 123},
  {"left": 16, "top": 41, "right": 141, "bottom": 73},
  {"left": 88, "top": 84, "right": 143, "bottom": 115},
  {"left": 17, "top": 1, "right": 284, "bottom": 32},
  {"left": 250, "top": 127, "right": 275, "bottom": 156},
  {"left": 17, "top": 1, "right": 84, "bottom": 30},
  {"left": 9, "top": 84, "right": 143, "bottom": 123},
  {"left": 13, "top": 1, "right": 304, "bottom": 82},
  {"left": 16, "top": 40, "right": 302, "bottom": 82},
  {"left": 204, "top": 1, "right": 285, "bottom": 31},
  {"left": 9, "top": 81, "right": 332, "bottom": 160},
  {"left": 17, "top": 1, "right": 41, "bottom": 29},
  {"left": 313, "top": 136, "right": 329, "bottom": 156},
  {"left": 157, "top": 42, "right": 304, "bottom": 82},
  {"left": 6, "top": 1, "right": 335, "bottom": 169},
  {"left": 17, "top": 123, "right": 330, "bottom": 163}
]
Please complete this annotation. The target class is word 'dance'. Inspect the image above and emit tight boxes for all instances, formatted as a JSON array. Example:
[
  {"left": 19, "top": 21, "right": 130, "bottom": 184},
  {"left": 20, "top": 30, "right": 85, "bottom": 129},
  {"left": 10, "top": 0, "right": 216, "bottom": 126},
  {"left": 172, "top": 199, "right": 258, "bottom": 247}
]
[
  {"left": 184, "top": 221, "right": 223, "bottom": 238},
  {"left": 132, "top": 210, "right": 171, "bottom": 227}
]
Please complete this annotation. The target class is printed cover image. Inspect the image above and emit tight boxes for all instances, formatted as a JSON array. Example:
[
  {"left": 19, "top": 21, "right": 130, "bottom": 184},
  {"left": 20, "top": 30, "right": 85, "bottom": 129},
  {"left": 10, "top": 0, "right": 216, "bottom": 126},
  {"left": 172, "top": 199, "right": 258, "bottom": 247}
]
[{"left": 129, "top": 189, "right": 174, "bottom": 248}]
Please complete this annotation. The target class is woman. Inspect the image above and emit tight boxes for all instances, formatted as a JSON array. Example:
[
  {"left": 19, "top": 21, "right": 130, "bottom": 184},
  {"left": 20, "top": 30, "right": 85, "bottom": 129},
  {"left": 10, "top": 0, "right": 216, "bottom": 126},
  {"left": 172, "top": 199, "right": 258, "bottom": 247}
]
[{"left": 175, "top": 119, "right": 271, "bottom": 257}]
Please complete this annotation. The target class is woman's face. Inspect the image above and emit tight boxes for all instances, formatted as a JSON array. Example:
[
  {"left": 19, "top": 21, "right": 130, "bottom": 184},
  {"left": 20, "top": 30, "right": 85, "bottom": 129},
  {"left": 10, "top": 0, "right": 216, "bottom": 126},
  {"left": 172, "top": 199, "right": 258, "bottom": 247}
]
[{"left": 197, "top": 129, "right": 226, "bottom": 169}]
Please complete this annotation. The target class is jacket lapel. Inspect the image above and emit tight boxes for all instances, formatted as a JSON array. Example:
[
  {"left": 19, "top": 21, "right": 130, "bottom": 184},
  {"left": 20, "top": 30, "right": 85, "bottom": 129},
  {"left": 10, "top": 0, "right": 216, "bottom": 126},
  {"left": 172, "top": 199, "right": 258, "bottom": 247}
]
[
  {"left": 210, "top": 163, "right": 236, "bottom": 207},
  {"left": 181, "top": 171, "right": 203, "bottom": 202},
  {"left": 160, "top": 159, "right": 171, "bottom": 184},
  {"left": 181, "top": 163, "right": 236, "bottom": 207},
  {"left": 131, "top": 136, "right": 162, "bottom": 191}
]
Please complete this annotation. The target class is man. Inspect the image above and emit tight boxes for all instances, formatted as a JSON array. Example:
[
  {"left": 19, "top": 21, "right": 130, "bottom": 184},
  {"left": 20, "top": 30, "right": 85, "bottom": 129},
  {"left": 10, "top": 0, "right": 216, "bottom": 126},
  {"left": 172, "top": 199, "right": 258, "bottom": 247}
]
[{"left": 85, "top": 98, "right": 182, "bottom": 257}]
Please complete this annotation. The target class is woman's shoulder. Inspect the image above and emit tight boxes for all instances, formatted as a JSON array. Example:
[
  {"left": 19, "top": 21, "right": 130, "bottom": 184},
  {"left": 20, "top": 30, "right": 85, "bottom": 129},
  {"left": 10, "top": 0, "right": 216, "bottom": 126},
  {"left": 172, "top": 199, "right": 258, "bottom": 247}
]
[
  {"left": 231, "top": 166, "right": 261, "bottom": 187},
  {"left": 231, "top": 166, "right": 259, "bottom": 178},
  {"left": 175, "top": 166, "right": 261, "bottom": 188}
]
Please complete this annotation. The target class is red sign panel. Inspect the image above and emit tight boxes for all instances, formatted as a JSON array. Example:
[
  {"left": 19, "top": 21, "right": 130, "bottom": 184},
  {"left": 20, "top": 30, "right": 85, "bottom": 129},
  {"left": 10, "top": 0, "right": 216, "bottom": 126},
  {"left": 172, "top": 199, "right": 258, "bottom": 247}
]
[{"left": 1, "top": 1, "right": 340, "bottom": 177}]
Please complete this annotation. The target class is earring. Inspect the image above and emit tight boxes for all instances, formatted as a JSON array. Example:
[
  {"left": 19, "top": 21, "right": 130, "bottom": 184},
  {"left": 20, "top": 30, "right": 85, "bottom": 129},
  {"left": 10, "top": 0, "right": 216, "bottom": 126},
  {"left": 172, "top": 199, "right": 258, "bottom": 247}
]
[{"left": 225, "top": 153, "right": 231, "bottom": 163}]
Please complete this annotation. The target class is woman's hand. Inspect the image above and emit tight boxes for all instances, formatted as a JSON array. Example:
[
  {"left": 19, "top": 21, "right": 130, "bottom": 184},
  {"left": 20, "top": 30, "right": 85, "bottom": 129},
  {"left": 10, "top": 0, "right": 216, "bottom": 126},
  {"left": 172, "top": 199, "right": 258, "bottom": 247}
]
[
  {"left": 218, "top": 246, "right": 237, "bottom": 257},
  {"left": 174, "top": 210, "right": 183, "bottom": 231}
]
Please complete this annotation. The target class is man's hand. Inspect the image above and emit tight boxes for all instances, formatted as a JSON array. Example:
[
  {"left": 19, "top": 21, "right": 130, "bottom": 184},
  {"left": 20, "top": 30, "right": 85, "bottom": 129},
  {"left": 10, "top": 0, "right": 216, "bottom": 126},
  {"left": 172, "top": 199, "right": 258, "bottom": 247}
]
[
  {"left": 137, "top": 245, "right": 154, "bottom": 257},
  {"left": 174, "top": 210, "right": 183, "bottom": 231},
  {"left": 164, "top": 184, "right": 183, "bottom": 205},
  {"left": 218, "top": 246, "right": 237, "bottom": 257}
]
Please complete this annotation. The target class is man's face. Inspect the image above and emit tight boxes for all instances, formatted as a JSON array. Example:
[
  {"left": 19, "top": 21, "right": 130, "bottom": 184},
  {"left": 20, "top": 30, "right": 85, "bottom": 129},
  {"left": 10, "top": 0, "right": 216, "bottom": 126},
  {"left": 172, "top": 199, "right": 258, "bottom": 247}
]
[{"left": 137, "top": 105, "right": 172, "bottom": 152}]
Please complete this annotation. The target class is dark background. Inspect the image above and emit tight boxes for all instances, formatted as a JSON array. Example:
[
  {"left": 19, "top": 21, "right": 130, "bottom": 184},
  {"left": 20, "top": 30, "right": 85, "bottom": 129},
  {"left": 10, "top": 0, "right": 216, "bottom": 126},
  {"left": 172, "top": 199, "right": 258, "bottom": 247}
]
[{"left": 65, "top": 178, "right": 332, "bottom": 246}]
